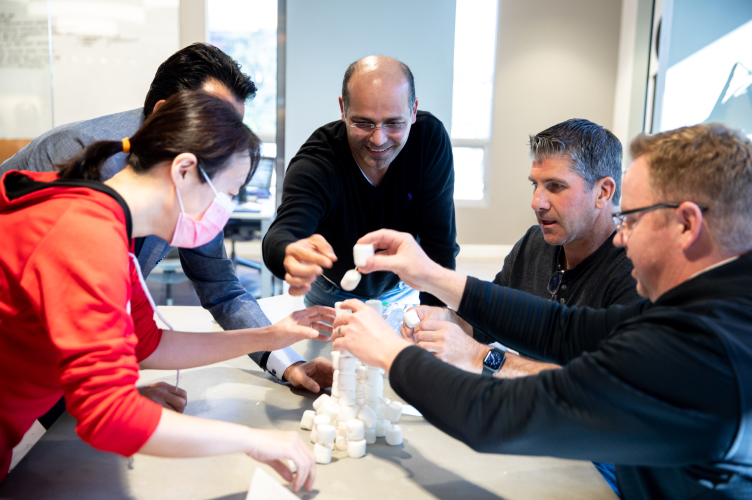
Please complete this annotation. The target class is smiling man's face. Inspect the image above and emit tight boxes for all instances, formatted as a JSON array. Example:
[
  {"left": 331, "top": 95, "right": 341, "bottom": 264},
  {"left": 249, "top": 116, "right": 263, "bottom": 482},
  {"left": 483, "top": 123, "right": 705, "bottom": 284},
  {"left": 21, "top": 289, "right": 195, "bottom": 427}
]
[
  {"left": 529, "top": 156, "right": 601, "bottom": 247},
  {"left": 340, "top": 64, "right": 417, "bottom": 173}
]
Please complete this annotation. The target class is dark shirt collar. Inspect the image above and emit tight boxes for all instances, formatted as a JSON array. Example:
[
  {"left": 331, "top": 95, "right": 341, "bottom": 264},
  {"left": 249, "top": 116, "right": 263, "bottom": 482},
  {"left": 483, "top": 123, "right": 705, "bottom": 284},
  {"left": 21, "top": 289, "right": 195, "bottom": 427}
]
[
  {"left": 654, "top": 251, "right": 752, "bottom": 307},
  {"left": 552, "top": 231, "right": 618, "bottom": 276}
]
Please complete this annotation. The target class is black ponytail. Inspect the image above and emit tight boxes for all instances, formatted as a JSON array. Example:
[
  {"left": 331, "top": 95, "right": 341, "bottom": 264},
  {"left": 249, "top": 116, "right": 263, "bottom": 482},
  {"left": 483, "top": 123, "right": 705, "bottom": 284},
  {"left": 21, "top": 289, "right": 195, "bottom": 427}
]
[{"left": 57, "top": 140, "right": 125, "bottom": 182}]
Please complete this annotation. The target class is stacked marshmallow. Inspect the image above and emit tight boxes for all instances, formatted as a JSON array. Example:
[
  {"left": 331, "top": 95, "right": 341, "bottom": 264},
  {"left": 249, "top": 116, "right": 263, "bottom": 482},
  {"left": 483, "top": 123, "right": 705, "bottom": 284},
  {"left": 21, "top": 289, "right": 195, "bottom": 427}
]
[{"left": 300, "top": 300, "right": 404, "bottom": 464}]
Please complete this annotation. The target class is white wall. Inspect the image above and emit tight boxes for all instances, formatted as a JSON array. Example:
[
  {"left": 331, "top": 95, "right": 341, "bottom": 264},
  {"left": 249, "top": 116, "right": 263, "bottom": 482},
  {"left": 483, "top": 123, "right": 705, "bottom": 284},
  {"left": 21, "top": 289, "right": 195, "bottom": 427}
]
[
  {"left": 284, "top": 0, "right": 457, "bottom": 169},
  {"left": 456, "top": 0, "right": 623, "bottom": 245}
]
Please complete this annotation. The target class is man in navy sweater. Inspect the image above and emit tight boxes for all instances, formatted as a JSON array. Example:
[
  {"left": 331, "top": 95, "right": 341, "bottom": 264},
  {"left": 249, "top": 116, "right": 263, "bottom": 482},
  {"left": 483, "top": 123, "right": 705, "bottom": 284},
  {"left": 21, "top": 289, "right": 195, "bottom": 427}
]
[{"left": 332, "top": 123, "right": 752, "bottom": 499}]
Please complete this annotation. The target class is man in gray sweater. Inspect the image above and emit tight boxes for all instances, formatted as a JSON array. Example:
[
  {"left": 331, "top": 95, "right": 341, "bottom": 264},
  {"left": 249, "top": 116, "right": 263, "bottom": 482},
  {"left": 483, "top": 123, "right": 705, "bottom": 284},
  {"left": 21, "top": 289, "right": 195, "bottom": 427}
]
[{"left": 1, "top": 44, "right": 333, "bottom": 413}]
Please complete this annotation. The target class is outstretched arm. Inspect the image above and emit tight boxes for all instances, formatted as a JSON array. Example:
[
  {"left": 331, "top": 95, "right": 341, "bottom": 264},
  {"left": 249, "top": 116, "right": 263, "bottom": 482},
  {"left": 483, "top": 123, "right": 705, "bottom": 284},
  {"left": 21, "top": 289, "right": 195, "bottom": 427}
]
[
  {"left": 139, "top": 306, "right": 333, "bottom": 370},
  {"left": 140, "top": 409, "right": 316, "bottom": 492}
]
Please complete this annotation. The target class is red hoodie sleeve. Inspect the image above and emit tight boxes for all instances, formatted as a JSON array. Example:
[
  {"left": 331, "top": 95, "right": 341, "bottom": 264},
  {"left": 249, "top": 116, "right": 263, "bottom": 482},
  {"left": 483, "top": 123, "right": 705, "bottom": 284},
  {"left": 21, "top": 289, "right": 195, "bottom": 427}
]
[
  {"left": 129, "top": 262, "right": 163, "bottom": 362},
  {"left": 22, "top": 198, "right": 162, "bottom": 456}
]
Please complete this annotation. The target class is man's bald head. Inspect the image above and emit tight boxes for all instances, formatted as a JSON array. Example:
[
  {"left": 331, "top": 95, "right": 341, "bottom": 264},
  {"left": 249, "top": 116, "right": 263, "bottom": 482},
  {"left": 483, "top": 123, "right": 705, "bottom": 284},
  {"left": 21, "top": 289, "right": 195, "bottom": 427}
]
[{"left": 341, "top": 56, "right": 416, "bottom": 116}]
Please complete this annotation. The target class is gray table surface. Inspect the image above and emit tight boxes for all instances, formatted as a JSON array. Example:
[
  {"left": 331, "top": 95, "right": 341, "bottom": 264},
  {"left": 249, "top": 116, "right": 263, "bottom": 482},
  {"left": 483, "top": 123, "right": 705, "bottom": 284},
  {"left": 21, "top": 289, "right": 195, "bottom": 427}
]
[{"left": 0, "top": 298, "right": 617, "bottom": 500}]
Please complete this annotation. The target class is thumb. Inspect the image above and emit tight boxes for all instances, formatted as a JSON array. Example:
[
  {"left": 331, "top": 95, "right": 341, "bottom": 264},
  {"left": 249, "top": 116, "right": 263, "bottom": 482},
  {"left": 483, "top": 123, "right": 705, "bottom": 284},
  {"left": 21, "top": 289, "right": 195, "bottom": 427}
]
[
  {"left": 359, "top": 253, "right": 402, "bottom": 274},
  {"left": 299, "top": 373, "right": 320, "bottom": 393}
]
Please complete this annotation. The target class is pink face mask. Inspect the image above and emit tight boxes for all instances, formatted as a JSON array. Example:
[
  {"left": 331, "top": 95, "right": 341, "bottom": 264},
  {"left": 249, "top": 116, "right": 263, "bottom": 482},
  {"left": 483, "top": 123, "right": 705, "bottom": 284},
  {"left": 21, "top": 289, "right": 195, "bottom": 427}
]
[{"left": 169, "top": 166, "right": 237, "bottom": 248}]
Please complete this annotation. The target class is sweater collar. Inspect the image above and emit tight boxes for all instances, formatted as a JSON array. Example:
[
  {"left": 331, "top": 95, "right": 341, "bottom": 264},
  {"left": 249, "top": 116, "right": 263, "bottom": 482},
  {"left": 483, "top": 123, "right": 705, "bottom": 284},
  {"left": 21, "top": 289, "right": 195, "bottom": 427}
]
[{"left": 653, "top": 251, "right": 752, "bottom": 307}]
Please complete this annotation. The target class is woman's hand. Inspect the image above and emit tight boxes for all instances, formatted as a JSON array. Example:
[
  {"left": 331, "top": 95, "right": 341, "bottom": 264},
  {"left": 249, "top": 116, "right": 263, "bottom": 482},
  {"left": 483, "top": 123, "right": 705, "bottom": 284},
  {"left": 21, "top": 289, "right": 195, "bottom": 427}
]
[
  {"left": 330, "top": 300, "right": 411, "bottom": 373},
  {"left": 262, "top": 306, "right": 334, "bottom": 352},
  {"left": 245, "top": 428, "right": 317, "bottom": 492}
]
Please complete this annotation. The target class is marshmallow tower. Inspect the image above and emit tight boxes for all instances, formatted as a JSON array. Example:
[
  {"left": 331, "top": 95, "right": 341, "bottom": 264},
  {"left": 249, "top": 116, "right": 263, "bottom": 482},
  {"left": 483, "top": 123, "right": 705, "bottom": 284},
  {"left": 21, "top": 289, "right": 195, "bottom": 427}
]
[{"left": 300, "top": 299, "right": 405, "bottom": 464}]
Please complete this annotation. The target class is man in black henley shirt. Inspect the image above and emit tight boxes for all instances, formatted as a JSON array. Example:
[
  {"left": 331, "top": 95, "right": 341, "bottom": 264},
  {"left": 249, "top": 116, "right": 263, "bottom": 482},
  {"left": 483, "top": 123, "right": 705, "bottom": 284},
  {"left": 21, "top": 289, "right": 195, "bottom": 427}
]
[{"left": 262, "top": 56, "right": 458, "bottom": 307}]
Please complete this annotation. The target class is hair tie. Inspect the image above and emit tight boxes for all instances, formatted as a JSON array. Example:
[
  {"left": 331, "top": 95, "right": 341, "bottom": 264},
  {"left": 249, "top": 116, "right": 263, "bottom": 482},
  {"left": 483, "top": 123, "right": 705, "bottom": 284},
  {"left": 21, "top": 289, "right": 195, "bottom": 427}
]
[{"left": 122, "top": 137, "right": 130, "bottom": 154}]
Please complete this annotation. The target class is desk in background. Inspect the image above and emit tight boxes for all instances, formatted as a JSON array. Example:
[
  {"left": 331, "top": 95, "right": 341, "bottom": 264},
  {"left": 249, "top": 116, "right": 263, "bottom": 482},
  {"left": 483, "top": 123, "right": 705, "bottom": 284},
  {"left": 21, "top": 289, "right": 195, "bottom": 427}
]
[
  {"left": 229, "top": 196, "right": 276, "bottom": 298},
  {"left": 0, "top": 297, "right": 617, "bottom": 500}
]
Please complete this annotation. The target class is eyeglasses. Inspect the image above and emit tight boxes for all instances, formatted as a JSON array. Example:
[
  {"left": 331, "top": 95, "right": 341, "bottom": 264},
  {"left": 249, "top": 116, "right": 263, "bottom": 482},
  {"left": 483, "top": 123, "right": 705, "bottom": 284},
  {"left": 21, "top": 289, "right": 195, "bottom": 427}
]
[
  {"left": 612, "top": 203, "right": 709, "bottom": 234},
  {"left": 547, "top": 270, "right": 565, "bottom": 297},
  {"left": 348, "top": 122, "right": 408, "bottom": 133}
]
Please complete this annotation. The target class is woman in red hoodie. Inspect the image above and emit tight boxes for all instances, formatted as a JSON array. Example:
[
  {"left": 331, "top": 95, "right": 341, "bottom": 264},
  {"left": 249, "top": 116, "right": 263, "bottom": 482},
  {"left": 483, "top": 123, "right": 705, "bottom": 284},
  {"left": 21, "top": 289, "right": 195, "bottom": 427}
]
[{"left": 0, "top": 91, "right": 329, "bottom": 491}]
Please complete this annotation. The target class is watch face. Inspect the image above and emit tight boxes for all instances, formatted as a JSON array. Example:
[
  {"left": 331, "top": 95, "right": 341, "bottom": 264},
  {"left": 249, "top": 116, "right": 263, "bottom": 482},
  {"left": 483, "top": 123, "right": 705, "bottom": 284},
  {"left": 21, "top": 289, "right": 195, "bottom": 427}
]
[{"left": 484, "top": 350, "right": 504, "bottom": 370}]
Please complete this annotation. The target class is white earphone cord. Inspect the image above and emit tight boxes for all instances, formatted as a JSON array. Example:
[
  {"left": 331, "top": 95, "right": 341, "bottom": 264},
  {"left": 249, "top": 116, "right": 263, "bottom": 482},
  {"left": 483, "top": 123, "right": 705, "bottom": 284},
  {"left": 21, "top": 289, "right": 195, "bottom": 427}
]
[{"left": 129, "top": 253, "right": 180, "bottom": 389}]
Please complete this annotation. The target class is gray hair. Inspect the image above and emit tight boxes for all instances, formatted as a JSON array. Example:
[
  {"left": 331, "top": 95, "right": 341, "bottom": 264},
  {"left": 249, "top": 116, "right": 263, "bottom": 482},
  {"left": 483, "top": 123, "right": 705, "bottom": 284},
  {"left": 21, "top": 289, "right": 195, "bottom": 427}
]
[{"left": 529, "top": 118, "right": 623, "bottom": 204}]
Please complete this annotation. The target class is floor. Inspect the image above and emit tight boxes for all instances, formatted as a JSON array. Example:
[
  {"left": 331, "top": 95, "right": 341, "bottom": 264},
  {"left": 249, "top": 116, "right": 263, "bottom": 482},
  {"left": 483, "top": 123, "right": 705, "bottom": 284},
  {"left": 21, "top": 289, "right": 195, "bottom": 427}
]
[{"left": 145, "top": 239, "right": 509, "bottom": 306}]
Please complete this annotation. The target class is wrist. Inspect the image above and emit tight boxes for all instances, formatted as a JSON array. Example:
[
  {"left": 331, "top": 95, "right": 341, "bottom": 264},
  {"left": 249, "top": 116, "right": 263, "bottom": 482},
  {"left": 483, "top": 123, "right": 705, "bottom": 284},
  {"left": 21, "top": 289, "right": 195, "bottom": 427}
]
[
  {"left": 282, "top": 361, "right": 304, "bottom": 382},
  {"left": 423, "top": 267, "right": 466, "bottom": 310},
  {"left": 379, "top": 338, "right": 412, "bottom": 375}
]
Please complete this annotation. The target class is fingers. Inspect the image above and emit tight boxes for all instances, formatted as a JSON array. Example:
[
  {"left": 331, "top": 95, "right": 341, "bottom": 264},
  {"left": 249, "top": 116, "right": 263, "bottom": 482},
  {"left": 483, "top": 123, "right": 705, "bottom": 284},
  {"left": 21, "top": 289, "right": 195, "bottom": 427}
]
[
  {"left": 267, "top": 459, "right": 293, "bottom": 483},
  {"left": 311, "top": 322, "right": 333, "bottom": 334},
  {"left": 284, "top": 269, "right": 319, "bottom": 287},
  {"left": 162, "top": 391, "right": 188, "bottom": 413},
  {"left": 307, "top": 234, "right": 337, "bottom": 261},
  {"left": 288, "top": 285, "right": 311, "bottom": 296},
  {"left": 356, "top": 228, "right": 407, "bottom": 251},
  {"left": 298, "top": 372, "right": 320, "bottom": 393}
]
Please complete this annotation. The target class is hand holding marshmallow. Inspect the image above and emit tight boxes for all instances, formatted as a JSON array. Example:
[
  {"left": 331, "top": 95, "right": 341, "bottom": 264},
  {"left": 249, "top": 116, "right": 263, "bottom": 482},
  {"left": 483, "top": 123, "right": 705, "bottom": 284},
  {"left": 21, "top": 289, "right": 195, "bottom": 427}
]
[
  {"left": 331, "top": 300, "right": 411, "bottom": 374},
  {"left": 283, "top": 234, "right": 338, "bottom": 295}
]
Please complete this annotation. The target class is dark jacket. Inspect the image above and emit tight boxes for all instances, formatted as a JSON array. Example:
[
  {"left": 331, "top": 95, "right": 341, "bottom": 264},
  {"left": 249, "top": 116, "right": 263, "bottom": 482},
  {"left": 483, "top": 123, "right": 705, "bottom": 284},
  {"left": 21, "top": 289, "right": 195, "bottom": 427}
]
[{"left": 391, "top": 253, "right": 752, "bottom": 499}]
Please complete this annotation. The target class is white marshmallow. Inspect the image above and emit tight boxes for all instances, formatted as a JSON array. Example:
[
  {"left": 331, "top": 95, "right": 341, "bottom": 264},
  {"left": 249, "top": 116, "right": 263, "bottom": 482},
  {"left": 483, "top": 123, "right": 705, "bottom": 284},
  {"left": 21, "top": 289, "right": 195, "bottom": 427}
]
[
  {"left": 335, "top": 306, "right": 352, "bottom": 318},
  {"left": 339, "top": 357, "right": 358, "bottom": 374},
  {"left": 353, "top": 244, "right": 375, "bottom": 267},
  {"left": 313, "top": 394, "right": 331, "bottom": 411},
  {"left": 310, "top": 425, "right": 318, "bottom": 444},
  {"left": 358, "top": 405, "right": 377, "bottom": 428},
  {"left": 376, "top": 402, "right": 387, "bottom": 420},
  {"left": 356, "top": 397, "right": 365, "bottom": 406},
  {"left": 339, "top": 373, "right": 357, "bottom": 390},
  {"left": 365, "top": 383, "right": 382, "bottom": 401},
  {"left": 366, "top": 368, "right": 382, "bottom": 386},
  {"left": 338, "top": 390, "right": 357, "bottom": 407},
  {"left": 384, "top": 397, "right": 391, "bottom": 405},
  {"left": 300, "top": 410, "right": 315, "bottom": 430},
  {"left": 356, "top": 365, "right": 368, "bottom": 379},
  {"left": 334, "top": 301, "right": 343, "bottom": 310},
  {"left": 375, "top": 419, "right": 392, "bottom": 438},
  {"left": 347, "top": 438, "right": 367, "bottom": 458},
  {"left": 386, "top": 425, "right": 403, "bottom": 446},
  {"left": 365, "top": 299, "right": 383, "bottom": 316},
  {"left": 366, "top": 399, "right": 379, "bottom": 413},
  {"left": 314, "top": 443, "right": 333, "bottom": 464},
  {"left": 331, "top": 351, "right": 340, "bottom": 370},
  {"left": 338, "top": 404, "right": 359, "bottom": 422},
  {"left": 313, "top": 415, "right": 331, "bottom": 427},
  {"left": 335, "top": 434, "right": 348, "bottom": 451},
  {"left": 366, "top": 376, "right": 383, "bottom": 393},
  {"left": 331, "top": 380, "right": 340, "bottom": 398},
  {"left": 340, "top": 269, "right": 361, "bottom": 291},
  {"left": 365, "top": 426, "right": 376, "bottom": 444},
  {"left": 323, "top": 403, "right": 339, "bottom": 421},
  {"left": 339, "top": 349, "right": 353, "bottom": 358},
  {"left": 346, "top": 418, "right": 365, "bottom": 440},
  {"left": 317, "top": 424, "right": 336, "bottom": 445},
  {"left": 386, "top": 401, "right": 403, "bottom": 423},
  {"left": 404, "top": 309, "right": 421, "bottom": 329}
]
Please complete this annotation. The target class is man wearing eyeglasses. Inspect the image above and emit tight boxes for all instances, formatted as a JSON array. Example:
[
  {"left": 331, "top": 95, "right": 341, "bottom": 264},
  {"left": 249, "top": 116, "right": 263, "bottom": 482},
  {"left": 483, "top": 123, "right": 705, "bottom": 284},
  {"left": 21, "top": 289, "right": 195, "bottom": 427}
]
[
  {"left": 263, "top": 55, "right": 458, "bottom": 307},
  {"left": 330, "top": 122, "right": 752, "bottom": 499}
]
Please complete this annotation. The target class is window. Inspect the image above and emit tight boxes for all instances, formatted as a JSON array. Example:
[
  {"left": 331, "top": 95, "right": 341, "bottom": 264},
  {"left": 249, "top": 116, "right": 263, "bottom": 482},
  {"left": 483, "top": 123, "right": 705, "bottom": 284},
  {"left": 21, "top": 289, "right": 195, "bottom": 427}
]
[
  {"left": 208, "top": 0, "right": 277, "bottom": 157},
  {"left": 451, "top": 0, "right": 498, "bottom": 203}
]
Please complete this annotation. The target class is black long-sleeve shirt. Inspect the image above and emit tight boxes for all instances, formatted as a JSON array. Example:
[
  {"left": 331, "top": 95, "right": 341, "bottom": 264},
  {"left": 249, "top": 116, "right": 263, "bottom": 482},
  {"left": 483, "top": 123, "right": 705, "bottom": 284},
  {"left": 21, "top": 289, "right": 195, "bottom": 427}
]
[
  {"left": 263, "top": 111, "right": 459, "bottom": 306},
  {"left": 472, "top": 225, "right": 641, "bottom": 345},
  {"left": 390, "top": 253, "right": 752, "bottom": 499}
]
